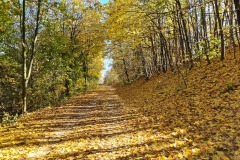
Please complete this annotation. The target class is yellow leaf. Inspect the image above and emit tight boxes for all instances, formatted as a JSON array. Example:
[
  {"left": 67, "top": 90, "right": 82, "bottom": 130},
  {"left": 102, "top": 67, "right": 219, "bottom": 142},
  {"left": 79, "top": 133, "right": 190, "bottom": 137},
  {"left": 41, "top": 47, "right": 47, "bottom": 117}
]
[
  {"left": 212, "top": 154, "right": 220, "bottom": 160},
  {"left": 183, "top": 149, "right": 191, "bottom": 157}
]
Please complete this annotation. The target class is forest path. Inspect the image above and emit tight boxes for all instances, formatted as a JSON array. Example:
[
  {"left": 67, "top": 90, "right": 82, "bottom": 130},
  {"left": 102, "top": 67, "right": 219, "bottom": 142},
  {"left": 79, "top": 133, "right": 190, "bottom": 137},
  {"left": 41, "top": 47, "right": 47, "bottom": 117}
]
[
  {"left": 1, "top": 84, "right": 238, "bottom": 159},
  {"left": 0, "top": 86, "right": 158, "bottom": 159}
]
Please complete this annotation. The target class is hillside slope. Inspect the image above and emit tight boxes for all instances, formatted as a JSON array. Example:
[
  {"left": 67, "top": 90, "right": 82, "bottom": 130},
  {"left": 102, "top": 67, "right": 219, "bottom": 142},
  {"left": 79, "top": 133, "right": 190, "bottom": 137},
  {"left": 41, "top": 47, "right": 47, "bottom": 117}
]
[{"left": 116, "top": 54, "right": 240, "bottom": 159}]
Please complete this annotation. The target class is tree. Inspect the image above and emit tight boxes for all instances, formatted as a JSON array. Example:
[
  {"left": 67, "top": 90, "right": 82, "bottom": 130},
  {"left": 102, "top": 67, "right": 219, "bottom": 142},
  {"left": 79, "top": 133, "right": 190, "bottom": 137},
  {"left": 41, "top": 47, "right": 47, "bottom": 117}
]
[
  {"left": 105, "top": 0, "right": 238, "bottom": 84},
  {"left": 234, "top": 0, "right": 240, "bottom": 34},
  {"left": 1, "top": 0, "right": 105, "bottom": 117},
  {"left": 21, "top": 0, "right": 42, "bottom": 113},
  {"left": 214, "top": 0, "right": 225, "bottom": 61}
]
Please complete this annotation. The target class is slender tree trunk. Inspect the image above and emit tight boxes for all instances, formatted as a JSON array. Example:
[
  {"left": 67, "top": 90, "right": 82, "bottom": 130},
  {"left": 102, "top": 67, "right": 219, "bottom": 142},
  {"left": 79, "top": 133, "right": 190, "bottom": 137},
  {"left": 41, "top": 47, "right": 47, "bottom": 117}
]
[
  {"left": 199, "top": 0, "right": 210, "bottom": 64},
  {"left": 160, "top": 42, "right": 166, "bottom": 73},
  {"left": 28, "top": 0, "right": 41, "bottom": 79},
  {"left": 21, "top": 0, "right": 41, "bottom": 114},
  {"left": 123, "top": 58, "right": 130, "bottom": 83},
  {"left": 173, "top": 18, "right": 179, "bottom": 66},
  {"left": 230, "top": 0, "right": 236, "bottom": 58},
  {"left": 150, "top": 34, "right": 157, "bottom": 72},
  {"left": 234, "top": 0, "right": 240, "bottom": 34},
  {"left": 193, "top": 2, "right": 201, "bottom": 62},
  {"left": 235, "top": 21, "right": 240, "bottom": 46},
  {"left": 21, "top": 0, "right": 27, "bottom": 114},
  {"left": 83, "top": 56, "right": 88, "bottom": 90},
  {"left": 175, "top": 0, "right": 193, "bottom": 69},
  {"left": 177, "top": 16, "right": 185, "bottom": 65},
  {"left": 160, "top": 31, "right": 170, "bottom": 72},
  {"left": 139, "top": 45, "right": 149, "bottom": 79},
  {"left": 176, "top": 56, "right": 187, "bottom": 88},
  {"left": 208, "top": 3, "right": 212, "bottom": 34},
  {"left": 214, "top": 0, "right": 225, "bottom": 61},
  {"left": 65, "top": 80, "right": 70, "bottom": 96},
  {"left": 212, "top": 2, "right": 219, "bottom": 38}
]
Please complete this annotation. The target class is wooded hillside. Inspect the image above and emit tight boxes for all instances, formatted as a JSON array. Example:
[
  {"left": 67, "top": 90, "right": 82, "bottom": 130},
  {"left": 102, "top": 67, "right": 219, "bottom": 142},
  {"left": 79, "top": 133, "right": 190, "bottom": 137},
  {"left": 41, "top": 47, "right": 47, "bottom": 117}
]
[
  {"left": 116, "top": 53, "right": 240, "bottom": 159},
  {"left": 104, "top": 0, "right": 240, "bottom": 84}
]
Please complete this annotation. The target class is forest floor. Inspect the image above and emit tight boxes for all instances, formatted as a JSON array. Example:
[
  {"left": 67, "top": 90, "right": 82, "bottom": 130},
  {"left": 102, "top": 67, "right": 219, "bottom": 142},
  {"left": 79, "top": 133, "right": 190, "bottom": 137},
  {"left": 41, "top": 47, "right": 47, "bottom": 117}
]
[
  {"left": 115, "top": 53, "right": 240, "bottom": 159},
  {"left": 0, "top": 54, "right": 240, "bottom": 159}
]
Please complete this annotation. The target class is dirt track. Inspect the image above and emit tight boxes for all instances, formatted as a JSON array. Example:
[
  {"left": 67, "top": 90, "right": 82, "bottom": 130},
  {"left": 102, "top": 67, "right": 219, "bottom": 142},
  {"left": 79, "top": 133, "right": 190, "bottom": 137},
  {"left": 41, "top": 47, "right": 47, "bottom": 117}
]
[{"left": 0, "top": 86, "right": 152, "bottom": 159}]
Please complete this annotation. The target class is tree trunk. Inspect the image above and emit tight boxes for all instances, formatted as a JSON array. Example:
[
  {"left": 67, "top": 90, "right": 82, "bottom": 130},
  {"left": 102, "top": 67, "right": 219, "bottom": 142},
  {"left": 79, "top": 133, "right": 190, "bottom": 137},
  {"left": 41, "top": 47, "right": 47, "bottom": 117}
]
[
  {"left": 83, "top": 57, "right": 88, "bottom": 90},
  {"left": 230, "top": 0, "right": 236, "bottom": 58},
  {"left": 214, "top": 0, "right": 225, "bottom": 61},
  {"left": 123, "top": 58, "right": 130, "bottom": 83},
  {"left": 21, "top": 0, "right": 41, "bottom": 114},
  {"left": 199, "top": 0, "right": 210, "bottom": 64},
  {"left": 175, "top": 0, "right": 194, "bottom": 69},
  {"left": 212, "top": 2, "right": 219, "bottom": 38},
  {"left": 21, "top": 0, "right": 27, "bottom": 114},
  {"left": 150, "top": 34, "right": 157, "bottom": 72},
  {"left": 234, "top": 0, "right": 240, "bottom": 34},
  {"left": 176, "top": 15, "right": 185, "bottom": 65}
]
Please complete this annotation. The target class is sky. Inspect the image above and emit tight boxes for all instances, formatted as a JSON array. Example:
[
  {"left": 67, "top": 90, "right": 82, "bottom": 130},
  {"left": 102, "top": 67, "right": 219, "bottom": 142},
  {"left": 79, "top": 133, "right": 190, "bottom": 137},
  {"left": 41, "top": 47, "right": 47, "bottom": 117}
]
[
  {"left": 99, "top": 0, "right": 111, "bottom": 83},
  {"left": 99, "top": 0, "right": 109, "bottom": 4},
  {"left": 99, "top": 58, "right": 112, "bottom": 84},
  {"left": 102, "top": 58, "right": 113, "bottom": 76}
]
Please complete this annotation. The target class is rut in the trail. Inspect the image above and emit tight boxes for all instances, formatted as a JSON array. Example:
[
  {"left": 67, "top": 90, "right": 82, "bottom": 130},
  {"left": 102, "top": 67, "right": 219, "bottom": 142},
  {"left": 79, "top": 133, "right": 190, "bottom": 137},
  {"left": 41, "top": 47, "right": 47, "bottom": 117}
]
[{"left": 0, "top": 86, "right": 155, "bottom": 159}]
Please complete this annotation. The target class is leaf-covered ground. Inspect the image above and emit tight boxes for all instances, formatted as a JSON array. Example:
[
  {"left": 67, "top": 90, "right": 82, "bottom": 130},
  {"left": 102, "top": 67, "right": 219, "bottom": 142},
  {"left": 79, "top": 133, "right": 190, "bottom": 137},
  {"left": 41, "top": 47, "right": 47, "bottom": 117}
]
[
  {"left": 0, "top": 86, "right": 147, "bottom": 159},
  {"left": 0, "top": 54, "right": 240, "bottom": 160},
  {"left": 116, "top": 54, "right": 240, "bottom": 159}
]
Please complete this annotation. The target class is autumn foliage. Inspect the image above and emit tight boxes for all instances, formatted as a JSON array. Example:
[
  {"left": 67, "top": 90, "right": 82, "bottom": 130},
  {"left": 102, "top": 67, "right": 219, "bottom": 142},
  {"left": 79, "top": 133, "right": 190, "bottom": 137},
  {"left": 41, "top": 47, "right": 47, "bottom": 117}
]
[{"left": 1, "top": 0, "right": 240, "bottom": 159}]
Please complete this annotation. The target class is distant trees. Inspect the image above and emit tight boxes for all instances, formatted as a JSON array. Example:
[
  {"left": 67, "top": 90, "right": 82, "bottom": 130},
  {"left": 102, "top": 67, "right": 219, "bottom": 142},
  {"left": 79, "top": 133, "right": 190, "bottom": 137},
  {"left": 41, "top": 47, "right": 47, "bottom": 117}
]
[
  {"left": 105, "top": 0, "right": 240, "bottom": 84},
  {"left": 0, "top": 0, "right": 105, "bottom": 116}
]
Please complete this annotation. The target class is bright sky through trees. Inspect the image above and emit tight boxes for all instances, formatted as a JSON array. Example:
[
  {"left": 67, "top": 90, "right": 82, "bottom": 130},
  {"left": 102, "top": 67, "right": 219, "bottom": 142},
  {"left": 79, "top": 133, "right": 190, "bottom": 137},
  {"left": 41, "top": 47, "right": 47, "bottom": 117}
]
[
  {"left": 99, "top": 0, "right": 108, "bottom": 4},
  {"left": 99, "top": 0, "right": 111, "bottom": 80}
]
